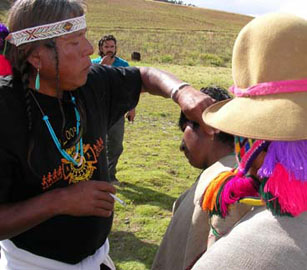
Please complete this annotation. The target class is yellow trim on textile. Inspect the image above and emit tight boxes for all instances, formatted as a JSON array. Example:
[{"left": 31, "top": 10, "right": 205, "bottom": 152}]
[
  {"left": 201, "top": 170, "right": 236, "bottom": 211},
  {"left": 239, "top": 197, "right": 265, "bottom": 206}
]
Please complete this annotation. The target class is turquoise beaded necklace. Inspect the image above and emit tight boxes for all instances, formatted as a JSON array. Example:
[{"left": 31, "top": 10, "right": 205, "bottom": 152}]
[{"left": 29, "top": 91, "right": 84, "bottom": 167}]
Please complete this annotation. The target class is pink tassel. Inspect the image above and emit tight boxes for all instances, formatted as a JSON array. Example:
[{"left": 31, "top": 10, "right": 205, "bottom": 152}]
[
  {"left": 219, "top": 175, "right": 259, "bottom": 217},
  {"left": 264, "top": 163, "right": 307, "bottom": 216},
  {"left": 0, "top": 55, "right": 12, "bottom": 76}
]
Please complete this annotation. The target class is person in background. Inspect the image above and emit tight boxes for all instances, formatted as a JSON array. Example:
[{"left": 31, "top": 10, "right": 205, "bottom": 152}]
[
  {"left": 92, "top": 34, "right": 135, "bottom": 185},
  {"left": 151, "top": 86, "right": 237, "bottom": 270},
  {"left": 0, "top": 0, "right": 214, "bottom": 269}
]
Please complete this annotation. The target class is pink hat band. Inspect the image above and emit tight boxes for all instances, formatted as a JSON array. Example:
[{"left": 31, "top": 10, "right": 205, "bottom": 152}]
[{"left": 230, "top": 79, "right": 307, "bottom": 97}]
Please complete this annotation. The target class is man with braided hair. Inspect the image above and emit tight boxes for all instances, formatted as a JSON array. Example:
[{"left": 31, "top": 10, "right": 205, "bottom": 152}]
[{"left": 0, "top": 0, "right": 213, "bottom": 269}]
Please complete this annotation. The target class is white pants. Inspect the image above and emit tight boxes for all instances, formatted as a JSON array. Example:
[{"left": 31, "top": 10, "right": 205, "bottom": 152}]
[{"left": 0, "top": 239, "right": 115, "bottom": 270}]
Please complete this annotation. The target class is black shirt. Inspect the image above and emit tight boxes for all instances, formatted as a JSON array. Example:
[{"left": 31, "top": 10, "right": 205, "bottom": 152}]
[{"left": 0, "top": 65, "right": 141, "bottom": 263}]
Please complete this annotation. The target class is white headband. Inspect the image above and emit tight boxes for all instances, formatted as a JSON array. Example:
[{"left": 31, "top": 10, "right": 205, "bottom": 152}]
[{"left": 6, "top": 15, "right": 86, "bottom": 47}]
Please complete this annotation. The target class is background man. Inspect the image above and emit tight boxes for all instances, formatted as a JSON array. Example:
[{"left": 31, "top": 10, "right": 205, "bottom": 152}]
[
  {"left": 92, "top": 34, "right": 135, "bottom": 185},
  {"left": 151, "top": 86, "right": 235, "bottom": 270}
]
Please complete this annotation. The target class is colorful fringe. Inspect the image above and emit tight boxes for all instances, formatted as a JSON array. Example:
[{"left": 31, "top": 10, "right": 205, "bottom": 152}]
[
  {"left": 259, "top": 163, "right": 307, "bottom": 216},
  {"left": 201, "top": 170, "right": 237, "bottom": 216},
  {"left": 234, "top": 137, "right": 255, "bottom": 163},
  {"left": 201, "top": 139, "right": 307, "bottom": 218},
  {"left": 218, "top": 174, "right": 259, "bottom": 217},
  {"left": 258, "top": 141, "right": 307, "bottom": 182},
  {"left": 202, "top": 139, "right": 268, "bottom": 217}
]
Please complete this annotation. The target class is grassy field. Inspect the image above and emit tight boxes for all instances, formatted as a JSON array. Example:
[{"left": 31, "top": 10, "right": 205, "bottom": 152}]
[
  {"left": 86, "top": 0, "right": 252, "bottom": 67},
  {"left": 0, "top": 0, "right": 10, "bottom": 22},
  {"left": 1, "top": 1, "right": 242, "bottom": 269}
]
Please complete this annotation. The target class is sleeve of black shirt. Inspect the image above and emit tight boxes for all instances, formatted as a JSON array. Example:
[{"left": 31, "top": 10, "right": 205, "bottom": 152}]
[{"left": 84, "top": 64, "right": 142, "bottom": 129}]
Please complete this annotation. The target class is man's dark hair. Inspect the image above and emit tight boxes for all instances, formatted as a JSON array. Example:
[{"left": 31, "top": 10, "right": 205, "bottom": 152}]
[
  {"left": 98, "top": 34, "right": 117, "bottom": 57},
  {"left": 98, "top": 34, "right": 117, "bottom": 48},
  {"left": 178, "top": 86, "right": 234, "bottom": 148}
]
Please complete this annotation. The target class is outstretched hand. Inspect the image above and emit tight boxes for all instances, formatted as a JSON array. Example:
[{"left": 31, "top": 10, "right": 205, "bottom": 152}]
[
  {"left": 175, "top": 86, "right": 217, "bottom": 135},
  {"left": 58, "top": 181, "right": 116, "bottom": 218}
]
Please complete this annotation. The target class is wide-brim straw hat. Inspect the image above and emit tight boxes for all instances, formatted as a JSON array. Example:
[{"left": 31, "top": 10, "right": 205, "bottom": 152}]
[{"left": 203, "top": 13, "right": 307, "bottom": 141}]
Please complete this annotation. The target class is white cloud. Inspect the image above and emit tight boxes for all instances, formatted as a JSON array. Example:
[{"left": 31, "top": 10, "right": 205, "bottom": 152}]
[
  {"left": 183, "top": 0, "right": 307, "bottom": 18},
  {"left": 278, "top": 0, "right": 307, "bottom": 19}
]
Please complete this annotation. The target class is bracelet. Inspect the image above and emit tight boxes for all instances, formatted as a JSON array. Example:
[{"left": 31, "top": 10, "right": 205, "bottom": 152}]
[{"left": 170, "top": 82, "right": 190, "bottom": 100}]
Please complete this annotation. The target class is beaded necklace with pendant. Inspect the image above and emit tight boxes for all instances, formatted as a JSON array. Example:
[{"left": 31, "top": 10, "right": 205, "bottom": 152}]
[{"left": 29, "top": 91, "right": 84, "bottom": 167}]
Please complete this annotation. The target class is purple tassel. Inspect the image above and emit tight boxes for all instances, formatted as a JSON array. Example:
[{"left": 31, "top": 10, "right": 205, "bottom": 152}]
[
  {"left": 258, "top": 141, "right": 307, "bottom": 181},
  {"left": 0, "top": 24, "right": 9, "bottom": 52}
]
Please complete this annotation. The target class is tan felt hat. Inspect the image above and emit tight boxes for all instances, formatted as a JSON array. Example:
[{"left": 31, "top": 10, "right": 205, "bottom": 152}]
[{"left": 203, "top": 13, "right": 307, "bottom": 141}]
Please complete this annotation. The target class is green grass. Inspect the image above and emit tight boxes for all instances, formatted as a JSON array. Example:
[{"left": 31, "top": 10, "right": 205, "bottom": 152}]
[
  {"left": 0, "top": 0, "right": 10, "bottom": 22},
  {"left": 86, "top": 0, "right": 252, "bottom": 67}
]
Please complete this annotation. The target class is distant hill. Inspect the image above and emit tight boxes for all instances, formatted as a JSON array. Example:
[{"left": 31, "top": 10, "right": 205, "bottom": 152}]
[
  {"left": 87, "top": 0, "right": 251, "bottom": 32},
  {"left": 86, "top": 0, "right": 252, "bottom": 66},
  {"left": 0, "top": 0, "right": 11, "bottom": 22},
  {"left": 1, "top": 0, "right": 253, "bottom": 66}
]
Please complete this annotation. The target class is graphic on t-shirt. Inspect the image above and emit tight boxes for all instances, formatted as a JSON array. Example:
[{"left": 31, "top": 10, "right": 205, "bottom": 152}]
[{"left": 41, "top": 137, "right": 104, "bottom": 190}]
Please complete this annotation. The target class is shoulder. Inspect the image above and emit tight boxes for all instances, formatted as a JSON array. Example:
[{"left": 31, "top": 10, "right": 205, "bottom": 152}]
[
  {"left": 0, "top": 76, "right": 27, "bottom": 138},
  {"left": 114, "top": 57, "right": 129, "bottom": 67},
  {"left": 0, "top": 76, "right": 24, "bottom": 111},
  {"left": 192, "top": 208, "right": 307, "bottom": 270},
  {"left": 195, "top": 154, "right": 236, "bottom": 200},
  {"left": 82, "top": 64, "right": 142, "bottom": 99},
  {"left": 91, "top": 56, "right": 101, "bottom": 64},
  {"left": 86, "top": 64, "right": 140, "bottom": 84}
]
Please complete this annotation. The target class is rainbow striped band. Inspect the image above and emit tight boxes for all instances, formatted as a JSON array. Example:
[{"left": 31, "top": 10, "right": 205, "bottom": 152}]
[
  {"left": 230, "top": 79, "right": 307, "bottom": 97},
  {"left": 6, "top": 15, "right": 86, "bottom": 47}
]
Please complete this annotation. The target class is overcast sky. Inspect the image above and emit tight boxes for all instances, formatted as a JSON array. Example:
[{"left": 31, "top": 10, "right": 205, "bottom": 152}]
[{"left": 183, "top": 0, "right": 307, "bottom": 19}]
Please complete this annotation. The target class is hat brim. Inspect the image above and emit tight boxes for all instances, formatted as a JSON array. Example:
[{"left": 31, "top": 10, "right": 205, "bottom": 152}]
[{"left": 202, "top": 92, "right": 307, "bottom": 141}]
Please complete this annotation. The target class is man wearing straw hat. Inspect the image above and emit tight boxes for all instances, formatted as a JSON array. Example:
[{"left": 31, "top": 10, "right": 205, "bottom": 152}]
[{"left": 190, "top": 13, "right": 307, "bottom": 270}]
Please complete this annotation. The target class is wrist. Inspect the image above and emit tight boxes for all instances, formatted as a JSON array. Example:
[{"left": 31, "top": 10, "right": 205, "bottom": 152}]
[
  {"left": 46, "top": 188, "right": 66, "bottom": 216},
  {"left": 170, "top": 82, "right": 190, "bottom": 101}
]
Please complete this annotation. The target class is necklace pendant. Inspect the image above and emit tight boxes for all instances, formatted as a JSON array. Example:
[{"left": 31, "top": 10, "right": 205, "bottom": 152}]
[{"left": 77, "top": 156, "right": 84, "bottom": 167}]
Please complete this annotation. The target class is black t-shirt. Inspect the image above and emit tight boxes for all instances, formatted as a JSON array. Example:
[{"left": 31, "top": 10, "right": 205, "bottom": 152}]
[{"left": 0, "top": 65, "right": 141, "bottom": 263}]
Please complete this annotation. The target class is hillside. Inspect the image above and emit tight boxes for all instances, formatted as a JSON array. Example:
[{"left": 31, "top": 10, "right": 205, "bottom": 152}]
[
  {"left": 87, "top": 0, "right": 251, "bottom": 31},
  {"left": 0, "top": 0, "right": 10, "bottom": 22},
  {"left": 86, "top": 0, "right": 252, "bottom": 66},
  {"left": 1, "top": 0, "right": 252, "bottom": 67}
]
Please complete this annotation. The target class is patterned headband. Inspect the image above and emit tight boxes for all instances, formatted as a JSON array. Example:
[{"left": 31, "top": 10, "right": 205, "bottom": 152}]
[{"left": 6, "top": 15, "right": 86, "bottom": 47}]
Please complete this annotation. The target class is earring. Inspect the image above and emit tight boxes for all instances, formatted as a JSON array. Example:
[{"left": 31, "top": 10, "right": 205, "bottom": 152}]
[{"left": 35, "top": 67, "right": 40, "bottom": 91}]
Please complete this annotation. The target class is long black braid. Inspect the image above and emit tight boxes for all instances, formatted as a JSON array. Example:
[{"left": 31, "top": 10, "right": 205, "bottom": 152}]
[{"left": 14, "top": 47, "right": 38, "bottom": 171}]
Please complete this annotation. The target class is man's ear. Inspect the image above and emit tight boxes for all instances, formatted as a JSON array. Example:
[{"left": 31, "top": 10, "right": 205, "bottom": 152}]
[{"left": 27, "top": 48, "right": 41, "bottom": 70}]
